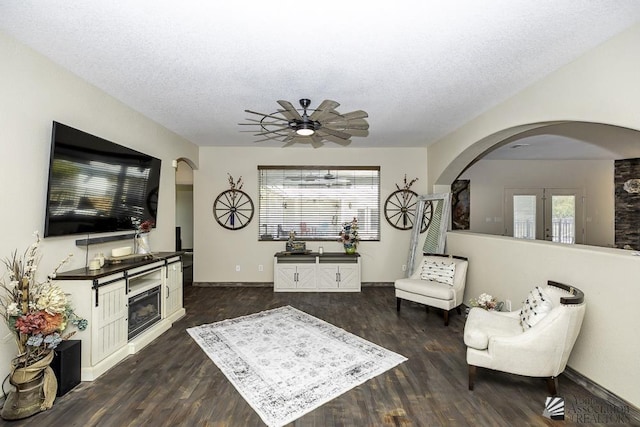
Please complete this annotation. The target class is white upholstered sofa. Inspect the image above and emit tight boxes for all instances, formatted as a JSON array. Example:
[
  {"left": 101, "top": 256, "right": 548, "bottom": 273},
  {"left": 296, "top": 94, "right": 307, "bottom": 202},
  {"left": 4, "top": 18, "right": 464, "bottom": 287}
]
[
  {"left": 395, "top": 254, "right": 469, "bottom": 326},
  {"left": 463, "top": 281, "right": 586, "bottom": 394}
]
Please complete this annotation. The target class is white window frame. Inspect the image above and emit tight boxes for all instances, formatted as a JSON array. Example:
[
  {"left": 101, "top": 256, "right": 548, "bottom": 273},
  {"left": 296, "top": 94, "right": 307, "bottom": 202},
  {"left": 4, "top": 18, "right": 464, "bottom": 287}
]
[{"left": 257, "top": 166, "right": 380, "bottom": 242}]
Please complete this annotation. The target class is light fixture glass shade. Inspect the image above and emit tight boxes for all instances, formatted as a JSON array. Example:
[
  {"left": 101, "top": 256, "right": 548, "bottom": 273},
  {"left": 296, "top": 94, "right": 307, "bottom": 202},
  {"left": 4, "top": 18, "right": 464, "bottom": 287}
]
[{"left": 296, "top": 128, "right": 315, "bottom": 136}]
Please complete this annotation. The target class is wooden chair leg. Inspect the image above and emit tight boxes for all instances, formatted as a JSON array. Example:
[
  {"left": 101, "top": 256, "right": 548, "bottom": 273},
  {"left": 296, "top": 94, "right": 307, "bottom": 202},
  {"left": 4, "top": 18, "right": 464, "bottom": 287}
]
[
  {"left": 469, "top": 365, "right": 476, "bottom": 391},
  {"left": 456, "top": 306, "right": 462, "bottom": 315},
  {"left": 443, "top": 309, "right": 449, "bottom": 326},
  {"left": 396, "top": 297, "right": 401, "bottom": 312},
  {"left": 546, "top": 376, "right": 558, "bottom": 395}
]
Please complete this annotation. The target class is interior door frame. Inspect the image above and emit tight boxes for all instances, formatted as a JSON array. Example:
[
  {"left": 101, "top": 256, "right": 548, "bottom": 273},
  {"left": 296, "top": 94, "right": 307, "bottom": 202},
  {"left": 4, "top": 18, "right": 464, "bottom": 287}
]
[
  {"left": 504, "top": 187, "right": 584, "bottom": 244},
  {"left": 544, "top": 188, "right": 584, "bottom": 244},
  {"left": 504, "top": 188, "right": 544, "bottom": 239}
]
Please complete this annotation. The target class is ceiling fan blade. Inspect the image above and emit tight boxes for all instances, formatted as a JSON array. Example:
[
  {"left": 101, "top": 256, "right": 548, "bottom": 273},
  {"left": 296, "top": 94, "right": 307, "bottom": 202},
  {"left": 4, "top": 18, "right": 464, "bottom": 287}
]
[
  {"left": 310, "top": 100, "right": 340, "bottom": 121},
  {"left": 245, "top": 109, "right": 288, "bottom": 122},
  {"left": 243, "top": 99, "right": 368, "bottom": 147},
  {"left": 239, "top": 118, "right": 288, "bottom": 126},
  {"left": 254, "top": 135, "right": 287, "bottom": 143},
  {"left": 340, "top": 110, "right": 368, "bottom": 120},
  {"left": 277, "top": 109, "right": 299, "bottom": 123},
  {"left": 254, "top": 128, "right": 290, "bottom": 137},
  {"left": 310, "top": 135, "right": 324, "bottom": 148},
  {"left": 277, "top": 100, "right": 303, "bottom": 121},
  {"left": 321, "top": 119, "right": 369, "bottom": 130},
  {"left": 239, "top": 124, "right": 289, "bottom": 131},
  {"left": 347, "top": 128, "right": 369, "bottom": 137},
  {"left": 317, "top": 133, "right": 351, "bottom": 146},
  {"left": 317, "top": 126, "right": 351, "bottom": 140}
]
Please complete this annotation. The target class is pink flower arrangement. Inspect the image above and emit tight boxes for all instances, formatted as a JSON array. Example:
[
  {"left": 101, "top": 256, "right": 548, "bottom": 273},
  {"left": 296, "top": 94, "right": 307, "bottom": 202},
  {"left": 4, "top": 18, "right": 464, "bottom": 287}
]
[
  {"left": 339, "top": 218, "right": 360, "bottom": 248},
  {"left": 138, "top": 219, "right": 155, "bottom": 233}
]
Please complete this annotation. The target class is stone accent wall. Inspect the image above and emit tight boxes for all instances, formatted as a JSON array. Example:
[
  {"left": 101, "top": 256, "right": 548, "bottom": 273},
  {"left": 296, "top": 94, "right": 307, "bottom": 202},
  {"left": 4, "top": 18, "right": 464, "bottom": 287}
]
[{"left": 614, "top": 158, "right": 640, "bottom": 250}]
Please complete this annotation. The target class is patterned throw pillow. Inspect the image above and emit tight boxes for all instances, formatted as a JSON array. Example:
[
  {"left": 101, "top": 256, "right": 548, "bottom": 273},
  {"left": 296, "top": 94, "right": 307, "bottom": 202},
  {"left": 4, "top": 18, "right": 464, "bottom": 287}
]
[
  {"left": 420, "top": 260, "right": 456, "bottom": 286},
  {"left": 519, "top": 286, "right": 554, "bottom": 330}
]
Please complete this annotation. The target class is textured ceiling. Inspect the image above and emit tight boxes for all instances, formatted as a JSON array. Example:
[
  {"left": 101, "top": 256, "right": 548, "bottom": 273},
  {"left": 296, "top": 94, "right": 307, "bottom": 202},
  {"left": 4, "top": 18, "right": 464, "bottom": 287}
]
[{"left": 2, "top": 1, "right": 640, "bottom": 150}]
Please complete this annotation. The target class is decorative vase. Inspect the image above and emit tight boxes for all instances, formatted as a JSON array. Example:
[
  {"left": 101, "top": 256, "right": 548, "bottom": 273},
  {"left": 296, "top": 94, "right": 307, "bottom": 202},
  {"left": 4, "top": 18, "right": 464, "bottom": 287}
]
[
  {"left": 136, "top": 233, "right": 151, "bottom": 254},
  {"left": 344, "top": 243, "right": 357, "bottom": 254},
  {"left": 1, "top": 351, "right": 57, "bottom": 420}
]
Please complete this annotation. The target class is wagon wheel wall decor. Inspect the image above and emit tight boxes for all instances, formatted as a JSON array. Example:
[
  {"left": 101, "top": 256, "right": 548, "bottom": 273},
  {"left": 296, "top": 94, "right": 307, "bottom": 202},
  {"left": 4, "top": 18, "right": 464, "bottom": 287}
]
[
  {"left": 384, "top": 189, "right": 433, "bottom": 233},
  {"left": 213, "top": 189, "right": 254, "bottom": 230}
]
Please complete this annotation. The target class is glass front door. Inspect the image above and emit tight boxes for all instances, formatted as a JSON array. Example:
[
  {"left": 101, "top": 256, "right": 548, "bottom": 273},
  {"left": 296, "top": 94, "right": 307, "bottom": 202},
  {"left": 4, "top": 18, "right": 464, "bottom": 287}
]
[{"left": 505, "top": 188, "right": 583, "bottom": 244}]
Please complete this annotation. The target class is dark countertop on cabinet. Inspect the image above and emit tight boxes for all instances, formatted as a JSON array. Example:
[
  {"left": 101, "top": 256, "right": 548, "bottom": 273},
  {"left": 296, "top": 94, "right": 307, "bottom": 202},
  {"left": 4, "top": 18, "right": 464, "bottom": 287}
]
[
  {"left": 55, "top": 251, "right": 184, "bottom": 280},
  {"left": 274, "top": 252, "right": 360, "bottom": 263}
]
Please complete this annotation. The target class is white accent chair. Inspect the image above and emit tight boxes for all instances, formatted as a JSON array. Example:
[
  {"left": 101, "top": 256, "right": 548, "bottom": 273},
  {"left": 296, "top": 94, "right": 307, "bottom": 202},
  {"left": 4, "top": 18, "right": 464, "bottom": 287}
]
[
  {"left": 463, "top": 281, "right": 586, "bottom": 395},
  {"left": 395, "top": 254, "right": 469, "bottom": 326}
]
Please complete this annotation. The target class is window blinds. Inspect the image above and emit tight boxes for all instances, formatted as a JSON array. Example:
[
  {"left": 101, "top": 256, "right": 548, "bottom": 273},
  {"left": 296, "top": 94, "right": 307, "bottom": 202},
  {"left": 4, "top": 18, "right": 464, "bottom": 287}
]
[{"left": 258, "top": 166, "right": 380, "bottom": 241}]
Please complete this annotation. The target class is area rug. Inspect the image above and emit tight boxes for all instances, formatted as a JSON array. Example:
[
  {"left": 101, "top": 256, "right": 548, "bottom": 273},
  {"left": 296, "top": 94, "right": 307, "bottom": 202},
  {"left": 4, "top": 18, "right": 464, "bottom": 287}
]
[{"left": 187, "top": 305, "right": 407, "bottom": 427}]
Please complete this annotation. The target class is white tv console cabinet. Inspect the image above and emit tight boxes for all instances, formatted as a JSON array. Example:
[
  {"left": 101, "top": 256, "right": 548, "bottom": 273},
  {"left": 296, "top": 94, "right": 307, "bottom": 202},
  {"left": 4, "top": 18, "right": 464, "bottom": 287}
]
[
  {"left": 274, "top": 252, "right": 361, "bottom": 292},
  {"left": 56, "top": 252, "right": 185, "bottom": 381}
]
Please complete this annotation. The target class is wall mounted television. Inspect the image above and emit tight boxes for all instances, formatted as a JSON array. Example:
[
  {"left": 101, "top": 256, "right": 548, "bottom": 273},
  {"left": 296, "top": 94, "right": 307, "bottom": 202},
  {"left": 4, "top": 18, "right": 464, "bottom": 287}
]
[{"left": 44, "top": 121, "right": 161, "bottom": 237}]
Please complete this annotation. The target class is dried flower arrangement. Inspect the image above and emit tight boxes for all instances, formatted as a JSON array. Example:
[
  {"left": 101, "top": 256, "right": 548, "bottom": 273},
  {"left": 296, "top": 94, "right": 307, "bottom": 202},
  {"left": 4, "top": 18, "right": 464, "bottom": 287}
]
[{"left": 0, "top": 234, "right": 87, "bottom": 369}]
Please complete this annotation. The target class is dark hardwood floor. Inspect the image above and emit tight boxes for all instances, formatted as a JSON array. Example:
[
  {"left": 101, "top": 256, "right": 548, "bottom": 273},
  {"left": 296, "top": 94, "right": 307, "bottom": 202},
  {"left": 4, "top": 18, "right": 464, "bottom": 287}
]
[{"left": 2, "top": 285, "right": 635, "bottom": 426}]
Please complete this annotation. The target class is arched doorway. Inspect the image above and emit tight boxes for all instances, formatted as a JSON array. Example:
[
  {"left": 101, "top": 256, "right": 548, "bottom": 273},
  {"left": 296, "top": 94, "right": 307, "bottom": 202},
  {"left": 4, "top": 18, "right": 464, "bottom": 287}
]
[
  {"left": 436, "top": 121, "right": 640, "bottom": 249},
  {"left": 175, "top": 158, "right": 195, "bottom": 285}
]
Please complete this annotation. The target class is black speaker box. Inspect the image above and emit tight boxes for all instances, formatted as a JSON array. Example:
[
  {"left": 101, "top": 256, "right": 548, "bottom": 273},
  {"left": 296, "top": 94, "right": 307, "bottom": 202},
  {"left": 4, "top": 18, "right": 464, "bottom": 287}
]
[{"left": 51, "top": 339, "right": 81, "bottom": 397}]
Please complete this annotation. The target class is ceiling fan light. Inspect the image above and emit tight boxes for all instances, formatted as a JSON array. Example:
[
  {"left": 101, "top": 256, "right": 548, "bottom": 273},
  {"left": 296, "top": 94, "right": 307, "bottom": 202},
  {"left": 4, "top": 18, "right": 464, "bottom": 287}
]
[
  {"left": 240, "top": 98, "right": 368, "bottom": 146},
  {"left": 296, "top": 123, "right": 315, "bottom": 136}
]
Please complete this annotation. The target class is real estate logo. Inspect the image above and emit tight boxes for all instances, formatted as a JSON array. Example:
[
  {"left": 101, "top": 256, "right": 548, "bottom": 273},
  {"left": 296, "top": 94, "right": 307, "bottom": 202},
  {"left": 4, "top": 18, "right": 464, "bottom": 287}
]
[
  {"left": 563, "top": 395, "right": 632, "bottom": 424},
  {"left": 543, "top": 396, "right": 565, "bottom": 420}
]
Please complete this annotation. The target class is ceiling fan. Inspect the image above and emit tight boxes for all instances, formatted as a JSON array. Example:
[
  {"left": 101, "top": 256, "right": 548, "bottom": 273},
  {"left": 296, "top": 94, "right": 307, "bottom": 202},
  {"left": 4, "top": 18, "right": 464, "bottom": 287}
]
[{"left": 239, "top": 99, "right": 369, "bottom": 148}]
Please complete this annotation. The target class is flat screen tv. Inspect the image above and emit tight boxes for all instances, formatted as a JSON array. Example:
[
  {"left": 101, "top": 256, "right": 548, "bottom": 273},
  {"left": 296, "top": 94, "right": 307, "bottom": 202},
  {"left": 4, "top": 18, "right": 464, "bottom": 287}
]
[{"left": 44, "top": 121, "right": 161, "bottom": 237}]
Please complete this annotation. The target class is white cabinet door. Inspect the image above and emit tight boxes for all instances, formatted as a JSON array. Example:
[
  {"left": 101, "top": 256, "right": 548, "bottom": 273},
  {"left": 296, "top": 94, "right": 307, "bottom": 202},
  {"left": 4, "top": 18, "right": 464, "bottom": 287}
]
[
  {"left": 295, "top": 265, "right": 317, "bottom": 289},
  {"left": 275, "top": 264, "right": 298, "bottom": 290},
  {"left": 274, "top": 254, "right": 360, "bottom": 292},
  {"left": 92, "top": 279, "right": 127, "bottom": 365},
  {"left": 274, "top": 264, "right": 316, "bottom": 289},
  {"left": 317, "top": 265, "right": 340, "bottom": 289},
  {"left": 164, "top": 260, "right": 183, "bottom": 318},
  {"left": 317, "top": 264, "right": 360, "bottom": 290},
  {"left": 336, "top": 264, "right": 360, "bottom": 290}
]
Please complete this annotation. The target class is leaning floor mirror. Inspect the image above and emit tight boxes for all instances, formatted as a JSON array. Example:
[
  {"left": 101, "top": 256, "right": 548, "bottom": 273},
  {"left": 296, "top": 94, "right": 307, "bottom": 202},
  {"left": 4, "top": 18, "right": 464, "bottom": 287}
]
[{"left": 405, "top": 193, "right": 452, "bottom": 277}]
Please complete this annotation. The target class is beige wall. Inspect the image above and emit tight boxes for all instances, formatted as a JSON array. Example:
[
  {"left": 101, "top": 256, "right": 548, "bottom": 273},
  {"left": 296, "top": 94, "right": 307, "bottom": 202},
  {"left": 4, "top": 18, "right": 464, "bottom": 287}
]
[
  {"left": 429, "top": 24, "right": 640, "bottom": 408},
  {"left": 448, "top": 232, "right": 640, "bottom": 408},
  {"left": 193, "top": 146, "right": 428, "bottom": 283},
  {"left": 0, "top": 31, "right": 198, "bottom": 386},
  {"left": 428, "top": 24, "right": 640, "bottom": 187},
  {"left": 459, "top": 159, "right": 614, "bottom": 247}
]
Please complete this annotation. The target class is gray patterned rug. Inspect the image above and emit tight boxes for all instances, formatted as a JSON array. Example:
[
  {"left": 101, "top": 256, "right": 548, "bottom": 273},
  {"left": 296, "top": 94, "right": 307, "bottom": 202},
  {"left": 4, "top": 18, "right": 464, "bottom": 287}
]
[{"left": 187, "top": 305, "right": 407, "bottom": 427}]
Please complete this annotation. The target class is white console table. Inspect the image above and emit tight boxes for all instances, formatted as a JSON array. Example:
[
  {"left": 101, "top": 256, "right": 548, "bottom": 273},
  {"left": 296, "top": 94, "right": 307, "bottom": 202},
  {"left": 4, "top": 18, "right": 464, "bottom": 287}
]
[
  {"left": 273, "top": 252, "right": 361, "bottom": 292},
  {"left": 55, "top": 252, "right": 185, "bottom": 381}
]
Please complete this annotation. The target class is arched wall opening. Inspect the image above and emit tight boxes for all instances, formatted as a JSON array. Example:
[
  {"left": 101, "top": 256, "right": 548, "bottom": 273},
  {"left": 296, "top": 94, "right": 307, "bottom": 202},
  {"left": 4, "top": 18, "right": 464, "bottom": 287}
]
[
  {"left": 423, "top": 25, "right": 640, "bottom": 408},
  {"left": 175, "top": 157, "right": 196, "bottom": 252},
  {"left": 435, "top": 121, "right": 640, "bottom": 409},
  {"left": 433, "top": 120, "right": 640, "bottom": 249}
]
